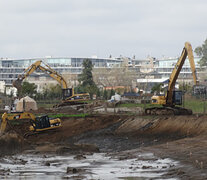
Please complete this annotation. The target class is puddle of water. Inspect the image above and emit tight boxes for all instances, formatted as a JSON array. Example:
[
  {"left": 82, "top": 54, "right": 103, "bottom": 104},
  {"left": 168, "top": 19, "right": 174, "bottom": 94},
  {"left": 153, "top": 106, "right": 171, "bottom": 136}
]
[{"left": 0, "top": 152, "right": 179, "bottom": 180}]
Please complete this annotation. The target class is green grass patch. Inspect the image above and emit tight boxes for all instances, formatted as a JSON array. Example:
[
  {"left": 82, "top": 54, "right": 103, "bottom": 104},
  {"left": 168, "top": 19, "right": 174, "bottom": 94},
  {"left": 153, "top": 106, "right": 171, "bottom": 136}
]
[
  {"left": 48, "top": 113, "right": 89, "bottom": 118},
  {"left": 37, "top": 103, "right": 56, "bottom": 109},
  {"left": 117, "top": 98, "right": 207, "bottom": 114},
  {"left": 183, "top": 98, "right": 207, "bottom": 113}
]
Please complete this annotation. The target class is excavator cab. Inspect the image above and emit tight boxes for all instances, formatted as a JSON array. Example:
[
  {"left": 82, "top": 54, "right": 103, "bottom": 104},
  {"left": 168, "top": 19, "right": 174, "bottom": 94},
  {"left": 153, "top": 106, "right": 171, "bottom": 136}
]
[
  {"left": 172, "top": 91, "right": 182, "bottom": 105},
  {"left": 34, "top": 115, "right": 51, "bottom": 129},
  {"left": 62, "top": 88, "right": 73, "bottom": 99},
  {"left": 29, "top": 115, "right": 62, "bottom": 132}
]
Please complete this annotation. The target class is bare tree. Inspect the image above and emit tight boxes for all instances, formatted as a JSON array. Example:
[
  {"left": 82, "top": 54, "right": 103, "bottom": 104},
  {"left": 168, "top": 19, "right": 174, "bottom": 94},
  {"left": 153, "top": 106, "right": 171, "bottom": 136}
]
[{"left": 93, "top": 66, "right": 136, "bottom": 89}]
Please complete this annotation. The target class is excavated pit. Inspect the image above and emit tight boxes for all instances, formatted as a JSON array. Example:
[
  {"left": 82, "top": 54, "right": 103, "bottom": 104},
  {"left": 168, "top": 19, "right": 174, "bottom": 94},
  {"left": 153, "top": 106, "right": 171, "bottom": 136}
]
[{"left": 1, "top": 113, "right": 207, "bottom": 179}]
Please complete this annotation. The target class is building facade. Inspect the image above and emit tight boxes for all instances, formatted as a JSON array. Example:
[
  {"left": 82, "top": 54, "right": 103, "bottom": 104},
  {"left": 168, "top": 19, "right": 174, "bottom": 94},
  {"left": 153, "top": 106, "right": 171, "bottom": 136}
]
[
  {"left": 0, "top": 56, "right": 122, "bottom": 85},
  {"left": 0, "top": 55, "right": 202, "bottom": 94}
]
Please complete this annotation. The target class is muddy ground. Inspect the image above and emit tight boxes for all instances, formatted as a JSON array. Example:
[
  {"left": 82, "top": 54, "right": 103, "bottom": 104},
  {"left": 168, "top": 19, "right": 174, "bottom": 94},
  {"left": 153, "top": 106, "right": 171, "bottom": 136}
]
[{"left": 1, "top": 112, "right": 207, "bottom": 179}]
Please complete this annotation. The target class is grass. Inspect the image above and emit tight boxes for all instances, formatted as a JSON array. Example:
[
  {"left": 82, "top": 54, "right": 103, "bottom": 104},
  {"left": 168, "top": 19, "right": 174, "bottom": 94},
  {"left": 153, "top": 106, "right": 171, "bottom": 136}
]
[
  {"left": 183, "top": 98, "right": 206, "bottom": 113},
  {"left": 48, "top": 113, "right": 89, "bottom": 118},
  {"left": 37, "top": 103, "right": 56, "bottom": 109},
  {"left": 117, "top": 96, "right": 207, "bottom": 114}
]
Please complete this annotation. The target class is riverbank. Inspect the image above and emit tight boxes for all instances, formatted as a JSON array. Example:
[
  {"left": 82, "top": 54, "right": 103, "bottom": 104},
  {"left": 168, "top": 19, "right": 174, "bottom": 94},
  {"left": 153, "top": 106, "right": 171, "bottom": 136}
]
[{"left": 1, "top": 113, "right": 207, "bottom": 179}]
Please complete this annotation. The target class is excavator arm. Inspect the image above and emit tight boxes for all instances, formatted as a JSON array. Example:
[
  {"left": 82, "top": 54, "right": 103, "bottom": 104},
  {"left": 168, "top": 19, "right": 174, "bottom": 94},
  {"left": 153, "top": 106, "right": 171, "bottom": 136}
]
[
  {"left": 166, "top": 42, "right": 198, "bottom": 105},
  {"left": 0, "top": 112, "right": 36, "bottom": 134},
  {"left": 13, "top": 60, "right": 72, "bottom": 99},
  {"left": 13, "top": 61, "right": 42, "bottom": 93},
  {"left": 146, "top": 42, "right": 198, "bottom": 115},
  {"left": 0, "top": 112, "right": 62, "bottom": 135}
]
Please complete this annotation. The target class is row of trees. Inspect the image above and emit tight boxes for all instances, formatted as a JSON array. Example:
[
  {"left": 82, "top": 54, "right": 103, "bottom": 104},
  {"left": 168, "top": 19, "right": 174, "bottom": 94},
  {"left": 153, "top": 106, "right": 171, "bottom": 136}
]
[{"left": 20, "top": 81, "right": 116, "bottom": 101}]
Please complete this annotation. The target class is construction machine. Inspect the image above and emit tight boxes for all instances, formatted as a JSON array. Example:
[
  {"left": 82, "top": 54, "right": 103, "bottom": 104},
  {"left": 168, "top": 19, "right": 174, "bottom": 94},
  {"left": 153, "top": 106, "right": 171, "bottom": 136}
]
[
  {"left": 13, "top": 60, "right": 89, "bottom": 106},
  {"left": 0, "top": 111, "right": 62, "bottom": 136},
  {"left": 145, "top": 42, "right": 199, "bottom": 115}
]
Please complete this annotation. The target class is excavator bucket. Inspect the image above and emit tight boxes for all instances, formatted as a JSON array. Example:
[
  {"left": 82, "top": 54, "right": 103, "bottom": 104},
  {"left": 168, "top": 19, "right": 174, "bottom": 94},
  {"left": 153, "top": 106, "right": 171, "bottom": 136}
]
[{"left": 12, "top": 78, "right": 23, "bottom": 91}]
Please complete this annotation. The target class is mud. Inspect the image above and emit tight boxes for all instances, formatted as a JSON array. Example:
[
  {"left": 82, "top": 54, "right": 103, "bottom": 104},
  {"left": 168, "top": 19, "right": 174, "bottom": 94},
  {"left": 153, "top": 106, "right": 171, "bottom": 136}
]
[
  {"left": 2, "top": 113, "right": 207, "bottom": 179},
  {"left": 0, "top": 133, "right": 23, "bottom": 156}
]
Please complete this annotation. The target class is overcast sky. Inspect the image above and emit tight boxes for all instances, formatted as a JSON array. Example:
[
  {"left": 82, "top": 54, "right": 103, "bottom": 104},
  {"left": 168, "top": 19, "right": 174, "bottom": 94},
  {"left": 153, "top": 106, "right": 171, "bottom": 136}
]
[{"left": 0, "top": 0, "right": 206, "bottom": 59}]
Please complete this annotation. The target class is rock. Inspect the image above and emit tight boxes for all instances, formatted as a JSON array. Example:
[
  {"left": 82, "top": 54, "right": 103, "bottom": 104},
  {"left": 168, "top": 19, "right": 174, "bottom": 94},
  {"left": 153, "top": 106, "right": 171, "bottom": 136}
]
[
  {"left": 142, "top": 166, "right": 152, "bottom": 169},
  {"left": 177, "top": 169, "right": 185, "bottom": 175},
  {"left": 66, "top": 167, "right": 78, "bottom": 174},
  {"left": 74, "top": 154, "right": 86, "bottom": 160},
  {"left": 45, "top": 162, "right": 50, "bottom": 166}
]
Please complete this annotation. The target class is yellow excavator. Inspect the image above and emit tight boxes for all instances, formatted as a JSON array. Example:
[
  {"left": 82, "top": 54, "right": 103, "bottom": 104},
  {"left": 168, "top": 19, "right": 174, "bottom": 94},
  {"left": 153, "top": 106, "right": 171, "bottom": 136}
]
[
  {"left": 145, "top": 42, "right": 199, "bottom": 115},
  {"left": 13, "top": 60, "right": 89, "bottom": 107},
  {"left": 0, "top": 112, "right": 62, "bottom": 136}
]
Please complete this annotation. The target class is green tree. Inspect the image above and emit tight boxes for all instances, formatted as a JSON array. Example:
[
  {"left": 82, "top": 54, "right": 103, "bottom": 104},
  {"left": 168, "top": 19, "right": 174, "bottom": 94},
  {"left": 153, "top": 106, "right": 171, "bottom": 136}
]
[
  {"left": 41, "top": 84, "right": 62, "bottom": 100},
  {"left": 78, "top": 59, "right": 98, "bottom": 99},
  {"left": 195, "top": 39, "right": 207, "bottom": 66},
  {"left": 103, "top": 89, "right": 108, "bottom": 100},
  {"left": 178, "top": 82, "right": 192, "bottom": 93},
  {"left": 22, "top": 81, "right": 37, "bottom": 98},
  {"left": 151, "top": 83, "right": 163, "bottom": 94},
  {"left": 110, "top": 89, "right": 115, "bottom": 98}
]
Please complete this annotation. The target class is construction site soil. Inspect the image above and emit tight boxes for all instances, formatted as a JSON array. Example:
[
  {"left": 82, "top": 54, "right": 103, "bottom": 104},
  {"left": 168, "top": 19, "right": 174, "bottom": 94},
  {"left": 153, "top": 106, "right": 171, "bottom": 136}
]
[{"left": 1, "top": 111, "right": 207, "bottom": 179}]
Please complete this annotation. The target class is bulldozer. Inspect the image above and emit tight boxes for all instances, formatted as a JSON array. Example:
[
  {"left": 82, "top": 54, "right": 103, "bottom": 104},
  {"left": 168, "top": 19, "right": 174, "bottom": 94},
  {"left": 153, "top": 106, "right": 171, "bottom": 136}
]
[
  {"left": 145, "top": 42, "right": 199, "bottom": 115},
  {"left": 0, "top": 112, "right": 62, "bottom": 136}
]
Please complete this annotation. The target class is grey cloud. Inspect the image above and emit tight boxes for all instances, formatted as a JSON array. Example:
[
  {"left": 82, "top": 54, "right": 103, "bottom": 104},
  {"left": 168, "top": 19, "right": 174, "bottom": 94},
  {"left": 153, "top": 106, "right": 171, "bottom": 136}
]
[{"left": 0, "top": 0, "right": 206, "bottom": 59}]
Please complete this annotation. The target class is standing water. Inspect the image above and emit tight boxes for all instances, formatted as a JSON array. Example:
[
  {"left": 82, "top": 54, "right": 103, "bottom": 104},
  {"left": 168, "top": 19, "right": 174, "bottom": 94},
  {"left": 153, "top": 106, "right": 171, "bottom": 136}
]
[{"left": 0, "top": 152, "right": 179, "bottom": 179}]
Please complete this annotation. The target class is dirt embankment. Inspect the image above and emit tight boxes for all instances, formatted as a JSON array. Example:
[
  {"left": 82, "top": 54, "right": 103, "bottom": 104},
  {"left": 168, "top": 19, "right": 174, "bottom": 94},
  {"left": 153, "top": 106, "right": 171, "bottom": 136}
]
[
  {"left": 117, "top": 115, "right": 207, "bottom": 138},
  {"left": 2, "top": 113, "right": 207, "bottom": 178},
  {"left": 116, "top": 115, "right": 207, "bottom": 179},
  {"left": 27, "top": 114, "right": 125, "bottom": 144}
]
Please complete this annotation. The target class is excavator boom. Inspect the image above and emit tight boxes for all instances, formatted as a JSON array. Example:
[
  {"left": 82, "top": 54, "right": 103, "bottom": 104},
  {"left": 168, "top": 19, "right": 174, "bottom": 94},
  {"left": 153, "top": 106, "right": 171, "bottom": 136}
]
[
  {"left": 13, "top": 60, "right": 89, "bottom": 105},
  {"left": 13, "top": 60, "right": 72, "bottom": 99},
  {"left": 166, "top": 42, "right": 198, "bottom": 105},
  {"left": 146, "top": 42, "right": 198, "bottom": 115}
]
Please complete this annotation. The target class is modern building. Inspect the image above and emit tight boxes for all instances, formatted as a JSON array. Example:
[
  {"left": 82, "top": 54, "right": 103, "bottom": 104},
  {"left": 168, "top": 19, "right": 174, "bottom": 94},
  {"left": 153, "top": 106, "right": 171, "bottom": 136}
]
[
  {"left": 133, "top": 56, "right": 202, "bottom": 82},
  {"left": 0, "top": 56, "right": 122, "bottom": 90},
  {"left": 0, "top": 55, "right": 202, "bottom": 94}
]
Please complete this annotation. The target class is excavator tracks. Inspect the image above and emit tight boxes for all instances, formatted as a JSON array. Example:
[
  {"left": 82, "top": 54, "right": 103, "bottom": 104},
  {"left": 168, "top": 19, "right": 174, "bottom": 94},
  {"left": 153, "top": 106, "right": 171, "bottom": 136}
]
[{"left": 145, "top": 107, "right": 192, "bottom": 115}]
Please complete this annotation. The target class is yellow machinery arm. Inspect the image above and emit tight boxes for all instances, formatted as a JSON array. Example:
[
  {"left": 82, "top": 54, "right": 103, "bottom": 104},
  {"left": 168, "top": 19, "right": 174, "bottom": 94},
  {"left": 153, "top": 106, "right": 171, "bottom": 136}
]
[
  {"left": 0, "top": 112, "right": 62, "bottom": 135},
  {"left": 166, "top": 42, "right": 198, "bottom": 105},
  {"left": 13, "top": 60, "right": 68, "bottom": 90},
  {"left": 0, "top": 112, "right": 36, "bottom": 134},
  {"left": 38, "top": 64, "right": 68, "bottom": 89},
  {"left": 13, "top": 60, "right": 73, "bottom": 99},
  {"left": 146, "top": 42, "right": 198, "bottom": 115}
]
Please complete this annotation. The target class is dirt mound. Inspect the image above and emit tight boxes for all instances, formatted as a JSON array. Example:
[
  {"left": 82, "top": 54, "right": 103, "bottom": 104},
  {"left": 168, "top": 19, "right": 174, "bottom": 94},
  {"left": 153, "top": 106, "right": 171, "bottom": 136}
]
[
  {"left": 0, "top": 133, "right": 23, "bottom": 156},
  {"left": 7, "top": 119, "right": 31, "bottom": 136}
]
